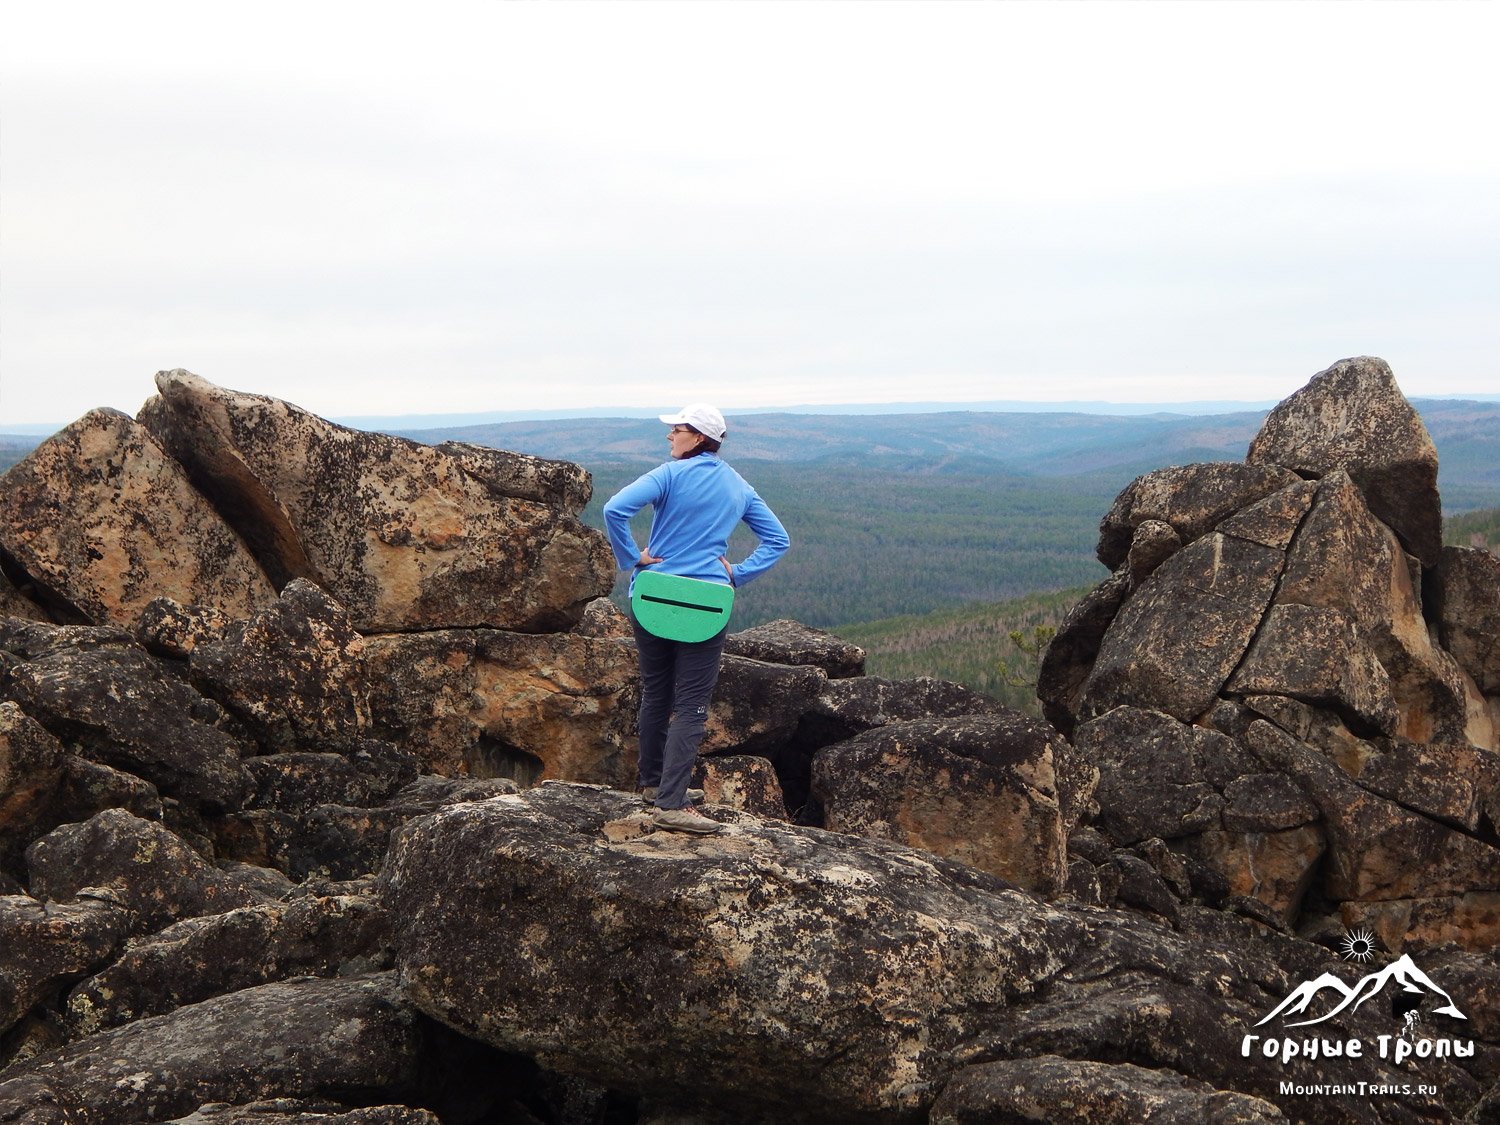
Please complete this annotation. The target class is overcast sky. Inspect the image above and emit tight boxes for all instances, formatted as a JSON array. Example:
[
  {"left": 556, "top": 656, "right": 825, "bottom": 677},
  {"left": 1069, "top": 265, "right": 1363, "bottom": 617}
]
[{"left": 2, "top": 1, "right": 1496, "bottom": 427}]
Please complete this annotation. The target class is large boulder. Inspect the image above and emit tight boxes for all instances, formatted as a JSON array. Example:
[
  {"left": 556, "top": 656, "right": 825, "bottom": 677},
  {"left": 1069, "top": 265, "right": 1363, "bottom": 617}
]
[
  {"left": 1225, "top": 603, "right": 1400, "bottom": 737},
  {"left": 65, "top": 883, "right": 389, "bottom": 1037},
  {"left": 1078, "top": 532, "right": 1285, "bottom": 723},
  {"left": 381, "top": 785, "right": 1470, "bottom": 1124},
  {"left": 0, "top": 975, "right": 424, "bottom": 1124},
  {"left": 25, "top": 810, "right": 272, "bottom": 934},
  {"left": 6, "top": 644, "right": 251, "bottom": 812},
  {"left": 1271, "top": 472, "right": 1487, "bottom": 747},
  {"left": 0, "top": 409, "right": 276, "bottom": 627},
  {"left": 1246, "top": 356, "right": 1442, "bottom": 566},
  {"left": 363, "top": 629, "right": 638, "bottom": 785},
  {"left": 811, "top": 714, "right": 1091, "bottom": 895},
  {"left": 189, "top": 580, "right": 371, "bottom": 753},
  {"left": 0, "top": 892, "right": 133, "bottom": 1036},
  {"left": 139, "top": 370, "right": 613, "bottom": 633},
  {"left": 0, "top": 703, "right": 68, "bottom": 877}
]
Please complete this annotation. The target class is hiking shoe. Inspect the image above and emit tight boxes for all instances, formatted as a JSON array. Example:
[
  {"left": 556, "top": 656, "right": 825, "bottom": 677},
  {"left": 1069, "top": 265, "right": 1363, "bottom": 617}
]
[
  {"left": 640, "top": 787, "right": 704, "bottom": 805},
  {"left": 651, "top": 806, "right": 723, "bottom": 835}
]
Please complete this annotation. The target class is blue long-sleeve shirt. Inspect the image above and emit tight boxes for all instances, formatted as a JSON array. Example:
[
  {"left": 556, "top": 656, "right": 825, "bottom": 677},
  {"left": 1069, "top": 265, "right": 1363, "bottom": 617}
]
[{"left": 603, "top": 454, "right": 790, "bottom": 589}]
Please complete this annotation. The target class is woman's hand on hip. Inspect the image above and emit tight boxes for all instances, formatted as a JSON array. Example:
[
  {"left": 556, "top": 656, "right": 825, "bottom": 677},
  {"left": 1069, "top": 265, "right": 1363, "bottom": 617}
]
[
  {"left": 720, "top": 557, "right": 735, "bottom": 585},
  {"left": 639, "top": 550, "right": 664, "bottom": 567}
]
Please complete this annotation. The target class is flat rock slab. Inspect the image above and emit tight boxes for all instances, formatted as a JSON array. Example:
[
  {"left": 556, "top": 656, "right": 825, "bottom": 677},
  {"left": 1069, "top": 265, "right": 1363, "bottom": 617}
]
[
  {"left": 140, "top": 370, "right": 613, "bottom": 633},
  {"left": 0, "top": 974, "right": 422, "bottom": 1124},
  {"left": 723, "top": 619, "right": 866, "bottom": 678},
  {"left": 0, "top": 408, "right": 275, "bottom": 627}
]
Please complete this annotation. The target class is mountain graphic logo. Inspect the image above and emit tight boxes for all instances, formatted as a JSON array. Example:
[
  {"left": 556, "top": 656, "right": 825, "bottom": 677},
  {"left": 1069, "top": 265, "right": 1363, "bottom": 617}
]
[{"left": 1256, "top": 954, "right": 1467, "bottom": 1028}]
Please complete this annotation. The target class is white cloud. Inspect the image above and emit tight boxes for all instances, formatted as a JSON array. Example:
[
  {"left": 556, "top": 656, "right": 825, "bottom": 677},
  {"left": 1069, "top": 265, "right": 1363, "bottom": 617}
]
[{"left": 2, "top": 1, "right": 1496, "bottom": 425}]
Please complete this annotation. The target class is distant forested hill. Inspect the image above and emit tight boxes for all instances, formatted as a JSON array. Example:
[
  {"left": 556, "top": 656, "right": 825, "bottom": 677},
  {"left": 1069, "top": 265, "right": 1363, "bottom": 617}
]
[
  {"left": 836, "top": 587, "right": 1091, "bottom": 715},
  {"left": 398, "top": 400, "right": 1500, "bottom": 630},
  {"left": 395, "top": 398, "right": 1500, "bottom": 504},
  {"left": 1446, "top": 507, "right": 1500, "bottom": 554},
  {"left": 584, "top": 462, "right": 1116, "bottom": 629}
]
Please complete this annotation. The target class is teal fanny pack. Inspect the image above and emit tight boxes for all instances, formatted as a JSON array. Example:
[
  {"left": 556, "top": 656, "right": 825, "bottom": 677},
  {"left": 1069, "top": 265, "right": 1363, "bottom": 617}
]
[{"left": 631, "top": 570, "right": 734, "bottom": 642}]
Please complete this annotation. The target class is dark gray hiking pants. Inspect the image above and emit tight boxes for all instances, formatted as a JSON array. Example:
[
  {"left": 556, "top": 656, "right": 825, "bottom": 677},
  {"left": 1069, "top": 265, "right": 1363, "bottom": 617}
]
[{"left": 631, "top": 615, "right": 727, "bottom": 810}]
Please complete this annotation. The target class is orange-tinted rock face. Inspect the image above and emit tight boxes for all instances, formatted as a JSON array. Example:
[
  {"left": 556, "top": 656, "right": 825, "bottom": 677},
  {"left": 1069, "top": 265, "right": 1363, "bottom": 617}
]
[{"left": 0, "top": 408, "right": 276, "bottom": 627}]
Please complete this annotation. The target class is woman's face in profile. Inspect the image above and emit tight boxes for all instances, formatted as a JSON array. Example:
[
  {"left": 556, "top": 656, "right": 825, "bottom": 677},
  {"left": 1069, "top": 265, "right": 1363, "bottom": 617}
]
[{"left": 667, "top": 425, "right": 702, "bottom": 459}]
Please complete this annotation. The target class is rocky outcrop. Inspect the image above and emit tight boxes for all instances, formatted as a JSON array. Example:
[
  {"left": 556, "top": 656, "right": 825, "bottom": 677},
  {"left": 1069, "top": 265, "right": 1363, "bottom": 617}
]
[
  {"left": 5, "top": 359, "right": 1500, "bottom": 1123},
  {"left": 139, "top": 370, "right": 613, "bottom": 632},
  {"left": 1043, "top": 356, "right": 1500, "bottom": 951},
  {"left": 0, "top": 409, "right": 276, "bottom": 626}
]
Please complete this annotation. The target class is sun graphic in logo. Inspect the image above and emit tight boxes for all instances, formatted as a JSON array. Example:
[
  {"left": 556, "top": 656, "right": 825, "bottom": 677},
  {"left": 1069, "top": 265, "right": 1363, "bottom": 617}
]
[{"left": 1339, "top": 928, "right": 1378, "bottom": 962}]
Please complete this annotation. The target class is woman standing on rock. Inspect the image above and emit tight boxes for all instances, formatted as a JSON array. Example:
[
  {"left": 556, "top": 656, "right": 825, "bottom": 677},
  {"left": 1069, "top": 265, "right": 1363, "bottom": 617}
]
[{"left": 603, "top": 404, "right": 790, "bottom": 835}]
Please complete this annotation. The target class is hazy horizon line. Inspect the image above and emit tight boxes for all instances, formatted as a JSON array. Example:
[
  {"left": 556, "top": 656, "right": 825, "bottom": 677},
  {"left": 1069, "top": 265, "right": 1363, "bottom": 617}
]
[{"left": 3, "top": 392, "right": 1496, "bottom": 437}]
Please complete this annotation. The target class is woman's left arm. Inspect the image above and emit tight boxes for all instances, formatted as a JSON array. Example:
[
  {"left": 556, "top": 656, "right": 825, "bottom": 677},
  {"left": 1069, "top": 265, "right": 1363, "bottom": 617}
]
[{"left": 727, "top": 493, "right": 790, "bottom": 587}]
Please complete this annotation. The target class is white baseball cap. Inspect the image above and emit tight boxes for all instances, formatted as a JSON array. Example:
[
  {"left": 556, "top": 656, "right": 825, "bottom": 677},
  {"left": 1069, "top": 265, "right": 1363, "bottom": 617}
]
[{"left": 658, "top": 403, "right": 726, "bottom": 442}]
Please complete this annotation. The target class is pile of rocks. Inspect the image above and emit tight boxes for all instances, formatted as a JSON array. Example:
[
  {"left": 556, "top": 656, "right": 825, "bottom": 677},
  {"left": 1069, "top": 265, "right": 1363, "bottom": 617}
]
[
  {"left": 1041, "top": 356, "right": 1500, "bottom": 950},
  {"left": 0, "top": 361, "right": 1496, "bottom": 1123}
]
